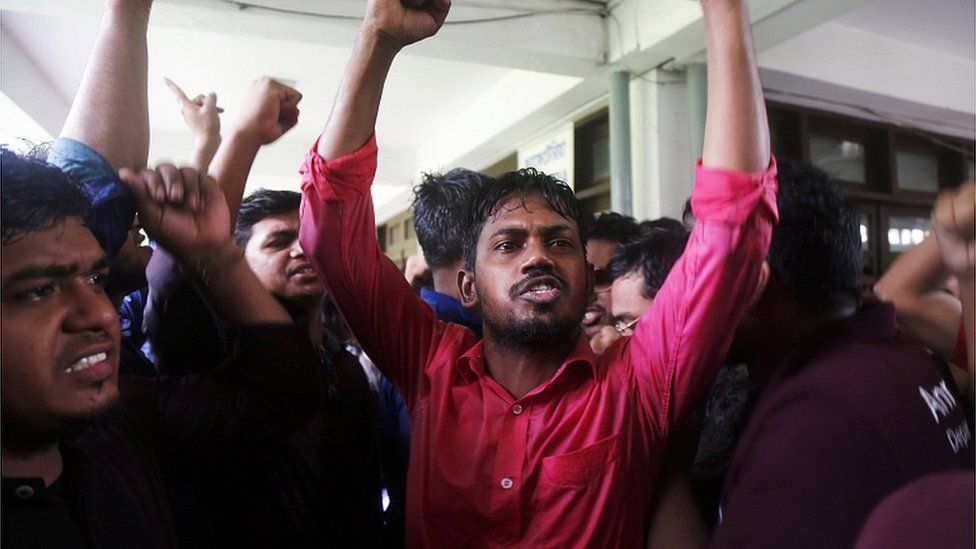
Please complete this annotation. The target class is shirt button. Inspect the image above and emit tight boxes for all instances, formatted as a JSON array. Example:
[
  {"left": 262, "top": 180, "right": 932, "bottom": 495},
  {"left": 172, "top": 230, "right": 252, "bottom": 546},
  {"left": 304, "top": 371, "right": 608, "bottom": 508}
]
[
  {"left": 500, "top": 477, "right": 514, "bottom": 489},
  {"left": 14, "top": 485, "right": 34, "bottom": 499},
  {"left": 512, "top": 404, "right": 523, "bottom": 415}
]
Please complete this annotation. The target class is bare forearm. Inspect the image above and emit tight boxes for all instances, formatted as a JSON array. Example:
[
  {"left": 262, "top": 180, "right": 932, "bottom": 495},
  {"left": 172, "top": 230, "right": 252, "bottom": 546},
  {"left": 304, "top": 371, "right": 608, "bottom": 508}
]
[
  {"left": 701, "top": 0, "right": 769, "bottom": 173},
  {"left": 185, "top": 243, "right": 292, "bottom": 325},
  {"left": 960, "top": 275, "right": 975, "bottom": 373},
  {"left": 875, "top": 236, "right": 948, "bottom": 300},
  {"left": 875, "top": 236, "right": 962, "bottom": 359},
  {"left": 316, "top": 31, "right": 400, "bottom": 161},
  {"left": 191, "top": 135, "right": 222, "bottom": 176},
  {"left": 208, "top": 130, "right": 262, "bottom": 226},
  {"left": 60, "top": 1, "right": 151, "bottom": 170}
]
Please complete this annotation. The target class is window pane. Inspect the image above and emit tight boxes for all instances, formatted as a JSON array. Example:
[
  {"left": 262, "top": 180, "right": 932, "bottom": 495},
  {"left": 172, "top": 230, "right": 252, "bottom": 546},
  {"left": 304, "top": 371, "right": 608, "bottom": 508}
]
[
  {"left": 896, "top": 149, "right": 939, "bottom": 193},
  {"left": 592, "top": 136, "right": 610, "bottom": 182},
  {"left": 810, "top": 135, "right": 866, "bottom": 184},
  {"left": 887, "top": 216, "right": 930, "bottom": 253},
  {"left": 859, "top": 213, "right": 870, "bottom": 252}
]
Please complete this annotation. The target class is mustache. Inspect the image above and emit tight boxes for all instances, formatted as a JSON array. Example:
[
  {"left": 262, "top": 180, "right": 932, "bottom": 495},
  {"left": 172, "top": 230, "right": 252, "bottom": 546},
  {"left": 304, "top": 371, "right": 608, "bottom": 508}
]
[
  {"left": 509, "top": 267, "right": 566, "bottom": 299},
  {"left": 53, "top": 331, "right": 113, "bottom": 371}
]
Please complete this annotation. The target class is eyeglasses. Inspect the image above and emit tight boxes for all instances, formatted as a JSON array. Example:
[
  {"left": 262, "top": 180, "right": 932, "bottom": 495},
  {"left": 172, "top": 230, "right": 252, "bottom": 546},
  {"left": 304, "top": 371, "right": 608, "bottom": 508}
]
[{"left": 614, "top": 318, "right": 639, "bottom": 335}]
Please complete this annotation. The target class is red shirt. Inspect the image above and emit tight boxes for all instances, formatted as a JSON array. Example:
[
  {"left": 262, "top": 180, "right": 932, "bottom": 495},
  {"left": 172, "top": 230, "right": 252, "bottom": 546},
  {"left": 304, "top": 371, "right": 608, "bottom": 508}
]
[{"left": 299, "top": 136, "right": 778, "bottom": 547}]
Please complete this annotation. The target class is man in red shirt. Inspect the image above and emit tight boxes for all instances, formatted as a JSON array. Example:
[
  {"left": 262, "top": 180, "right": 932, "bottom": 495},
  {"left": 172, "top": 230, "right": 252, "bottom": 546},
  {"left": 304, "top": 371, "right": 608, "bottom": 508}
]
[{"left": 299, "top": 0, "right": 777, "bottom": 545}]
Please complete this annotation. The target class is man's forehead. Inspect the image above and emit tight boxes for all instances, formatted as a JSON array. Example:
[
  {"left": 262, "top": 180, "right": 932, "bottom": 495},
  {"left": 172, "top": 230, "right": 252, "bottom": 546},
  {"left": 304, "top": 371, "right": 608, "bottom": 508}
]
[
  {"left": 253, "top": 211, "right": 300, "bottom": 233},
  {"left": 1, "top": 218, "right": 104, "bottom": 278},
  {"left": 485, "top": 193, "right": 574, "bottom": 228}
]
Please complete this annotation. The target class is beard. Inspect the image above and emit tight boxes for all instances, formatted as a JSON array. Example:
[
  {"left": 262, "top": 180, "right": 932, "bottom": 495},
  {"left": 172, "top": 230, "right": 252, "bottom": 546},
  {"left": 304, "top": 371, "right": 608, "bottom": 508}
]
[
  {"left": 482, "top": 300, "right": 582, "bottom": 352},
  {"left": 1, "top": 399, "right": 123, "bottom": 454}
]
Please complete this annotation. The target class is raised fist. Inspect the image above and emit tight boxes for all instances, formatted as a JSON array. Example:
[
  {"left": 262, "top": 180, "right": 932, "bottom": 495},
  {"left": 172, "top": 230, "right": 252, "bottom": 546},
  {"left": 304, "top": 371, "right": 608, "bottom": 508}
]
[
  {"left": 932, "top": 181, "right": 976, "bottom": 277},
  {"left": 236, "top": 77, "right": 302, "bottom": 145},
  {"left": 119, "top": 164, "right": 232, "bottom": 264},
  {"left": 363, "top": 0, "right": 451, "bottom": 49}
]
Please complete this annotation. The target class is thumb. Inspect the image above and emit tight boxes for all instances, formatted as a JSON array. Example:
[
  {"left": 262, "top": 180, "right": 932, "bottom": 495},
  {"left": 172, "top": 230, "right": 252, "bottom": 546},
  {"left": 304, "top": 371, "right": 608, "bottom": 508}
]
[
  {"left": 119, "top": 167, "right": 163, "bottom": 224},
  {"left": 119, "top": 167, "right": 151, "bottom": 200}
]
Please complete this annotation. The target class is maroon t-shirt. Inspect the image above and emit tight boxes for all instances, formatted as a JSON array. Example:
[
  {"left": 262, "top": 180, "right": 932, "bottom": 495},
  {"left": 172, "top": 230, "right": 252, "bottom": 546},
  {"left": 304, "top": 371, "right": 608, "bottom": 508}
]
[
  {"left": 855, "top": 470, "right": 975, "bottom": 549},
  {"left": 711, "top": 303, "right": 974, "bottom": 549}
]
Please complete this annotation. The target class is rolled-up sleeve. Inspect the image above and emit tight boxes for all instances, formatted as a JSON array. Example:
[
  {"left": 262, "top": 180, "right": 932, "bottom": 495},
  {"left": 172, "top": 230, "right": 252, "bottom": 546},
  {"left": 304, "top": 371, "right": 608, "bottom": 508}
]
[
  {"left": 298, "top": 137, "right": 445, "bottom": 407},
  {"left": 629, "top": 158, "right": 778, "bottom": 438}
]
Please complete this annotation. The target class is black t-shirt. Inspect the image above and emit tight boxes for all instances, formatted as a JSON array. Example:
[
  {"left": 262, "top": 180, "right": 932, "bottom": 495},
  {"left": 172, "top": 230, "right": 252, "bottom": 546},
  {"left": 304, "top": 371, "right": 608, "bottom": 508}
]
[{"left": 2, "top": 475, "right": 88, "bottom": 548}]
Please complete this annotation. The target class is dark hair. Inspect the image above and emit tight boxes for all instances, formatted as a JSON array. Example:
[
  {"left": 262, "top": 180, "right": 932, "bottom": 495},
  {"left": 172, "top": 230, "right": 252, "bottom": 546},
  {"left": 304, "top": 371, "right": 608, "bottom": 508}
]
[
  {"left": 412, "top": 168, "right": 491, "bottom": 269},
  {"left": 234, "top": 189, "right": 301, "bottom": 247},
  {"left": 462, "top": 167, "right": 582, "bottom": 272},
  {"left": 681, "top": 198, "right": 695, "bottom": 230},
  {"left": 581, "top": 211, "right": 639, "bottom": 244},
  {"left": 768, "top": 160, "right": 863, "bottom": 309},
  {"left": 608, "top": 225, "right": 689, "bottom": 298},
  {"left": 1, "top": 148, "right": 89, "bottom": 245},
  {"left": 638, "top": 217, "right": 685, "bottom": 237}
]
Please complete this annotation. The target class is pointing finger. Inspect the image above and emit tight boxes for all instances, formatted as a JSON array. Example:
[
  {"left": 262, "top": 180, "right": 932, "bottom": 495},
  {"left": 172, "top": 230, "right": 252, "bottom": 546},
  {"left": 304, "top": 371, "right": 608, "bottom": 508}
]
[{"left": 164, "top": 77, "right": 192, "bottom": 105}]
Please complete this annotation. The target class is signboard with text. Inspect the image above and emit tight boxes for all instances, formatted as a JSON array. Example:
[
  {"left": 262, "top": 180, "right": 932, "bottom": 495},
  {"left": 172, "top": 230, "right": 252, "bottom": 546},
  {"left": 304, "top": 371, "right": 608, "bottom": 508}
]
[{"left": 517, "top": 124, "right": 575, "bottom": 189}]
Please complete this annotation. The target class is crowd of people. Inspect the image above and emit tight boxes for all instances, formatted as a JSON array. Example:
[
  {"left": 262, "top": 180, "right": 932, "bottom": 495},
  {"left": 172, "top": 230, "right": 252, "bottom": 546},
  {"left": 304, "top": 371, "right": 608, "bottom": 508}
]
[{"left": 1, "top": 0, "right": 973, "bottom": 547}]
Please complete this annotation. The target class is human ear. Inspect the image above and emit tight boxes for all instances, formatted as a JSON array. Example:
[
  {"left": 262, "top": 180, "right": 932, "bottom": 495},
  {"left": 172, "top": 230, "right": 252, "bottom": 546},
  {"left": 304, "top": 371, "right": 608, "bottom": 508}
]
[{"left": 458, "top": 269, "right": 479, "bottom": 309}]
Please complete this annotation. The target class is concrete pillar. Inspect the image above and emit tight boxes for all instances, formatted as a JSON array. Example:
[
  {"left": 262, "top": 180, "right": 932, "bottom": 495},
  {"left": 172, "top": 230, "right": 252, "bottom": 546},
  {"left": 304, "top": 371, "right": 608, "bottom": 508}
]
[
  {"left": 631, "top": 69, "right": 693, "bottom": 221},
  {"left": 686, "top": 63, "right": 707, "bottom": 160},
  {"left": 609, "top": 71, "right": 633, "bottom": 215}
]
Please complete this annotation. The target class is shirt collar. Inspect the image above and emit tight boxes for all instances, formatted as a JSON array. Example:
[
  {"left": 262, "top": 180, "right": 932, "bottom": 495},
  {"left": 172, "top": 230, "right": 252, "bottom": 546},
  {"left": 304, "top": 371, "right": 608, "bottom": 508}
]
[{"left": 455, "top": 332, "right": 599, "bottom": 387}]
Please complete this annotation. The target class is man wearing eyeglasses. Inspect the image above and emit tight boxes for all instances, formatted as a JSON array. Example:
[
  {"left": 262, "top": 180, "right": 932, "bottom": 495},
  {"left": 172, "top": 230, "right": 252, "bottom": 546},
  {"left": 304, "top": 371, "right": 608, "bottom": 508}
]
[
  {"left": 607, "top": 226, "right": 690, "bottom": 337},
  {"left": 580, "top": 212, "right": 639, "bottom": 341}
]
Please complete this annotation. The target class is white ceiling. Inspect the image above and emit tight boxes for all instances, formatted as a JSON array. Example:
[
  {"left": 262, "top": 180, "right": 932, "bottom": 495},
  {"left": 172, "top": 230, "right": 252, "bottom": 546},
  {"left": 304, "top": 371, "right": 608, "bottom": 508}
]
[
  {"left": 0, "top": 4, "right": 584, "bottom": 215},
  {"left": 835, "top": 0, "right": 975, "bottom": 60},
  {"left": 1, "top": 0, "right": 973, "bottom": 220}
]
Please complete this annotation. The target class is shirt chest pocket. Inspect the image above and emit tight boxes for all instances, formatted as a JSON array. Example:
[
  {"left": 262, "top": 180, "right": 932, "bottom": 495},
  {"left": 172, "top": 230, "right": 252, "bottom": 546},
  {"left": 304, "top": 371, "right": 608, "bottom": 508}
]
[{"left": 540, "top": 433, "right": 622, "bottom": 488}]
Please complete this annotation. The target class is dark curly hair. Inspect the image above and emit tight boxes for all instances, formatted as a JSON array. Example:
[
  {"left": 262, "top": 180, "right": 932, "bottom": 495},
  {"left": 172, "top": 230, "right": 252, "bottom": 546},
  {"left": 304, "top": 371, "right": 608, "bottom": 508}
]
[
  {"left": 462, "top": 168, "right": 582, "bottom": 273},
  {"left": 1, "top": 147, "right": 89, "bottom": 245},
  {"left": 769, "top": 160, "right": 863, "bottom": 309},
  {"left": 412, "top": 168, "right": 492, "bottom": 269},
  {"left": 233, "top": 188, "right": 301, "bottom": 247},
  {"left": 580, "top": 211, "right": 639, "bottom": 244},
  {"left": 608, "top": 224, "right": 689, "bottom": 298}
]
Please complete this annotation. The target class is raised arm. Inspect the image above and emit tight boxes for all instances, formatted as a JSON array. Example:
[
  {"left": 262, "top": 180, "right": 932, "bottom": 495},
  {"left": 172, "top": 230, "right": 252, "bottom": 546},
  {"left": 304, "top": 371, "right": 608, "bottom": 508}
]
[
  {"left": 208, "top": 78, "right": 302, "bottom": 226},
  {"left": 164, "top": 78, "right": 223, "bottom": 175},
  {"left": 931, "top": 182, "right": 975, "bottom": 374},
  {"left": 299, "top": 0, "right": 451, "bottom": 403},
  {"left": 316, "top": 0, "right": 449, "bottom": 160},
  {"left": 625, "top": 0, "right": 776, "bottom": 432},
  {"left": 701, "top": 0, "right": 770, "bottom": 172},
  {"left": 48, "top": 0, "right": 153, "bottom": 260},
  {"left": 120, "top": 164, "right": 292, "bottom": 325},
  {"left": 60, "top": 0, "right": 151, "bottom": 170},
  {"left": 874, "top": 236, "right": 963, "bottom": 360}
]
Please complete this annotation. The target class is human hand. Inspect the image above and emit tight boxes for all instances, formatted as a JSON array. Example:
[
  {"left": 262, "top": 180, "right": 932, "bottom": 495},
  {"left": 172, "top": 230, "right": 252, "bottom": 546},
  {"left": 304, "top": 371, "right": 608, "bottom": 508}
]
[
  {"left": 234, "top": 77, "right": 302, "bottom": 145},
  {"left": 362, "top": 0, "right": 451, "bottom": 50},
  {"left": 119, "top": 164, "right": 232, "bottom": 264},
  {"left": 164, "top": 78, "right": 222, "bottom": 143},
  {"left": 932, "top": 182, "right": 976, "bottom": 277},
  {"left": 590, "top": 325, "right": 622, "bottom": 355}
]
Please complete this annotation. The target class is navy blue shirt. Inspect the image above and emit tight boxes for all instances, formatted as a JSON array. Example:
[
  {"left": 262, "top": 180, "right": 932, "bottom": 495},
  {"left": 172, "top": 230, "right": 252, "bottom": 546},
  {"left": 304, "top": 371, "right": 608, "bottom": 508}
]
[{"left": 419, "top": 286, "right": 482, "bottom": 338}]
